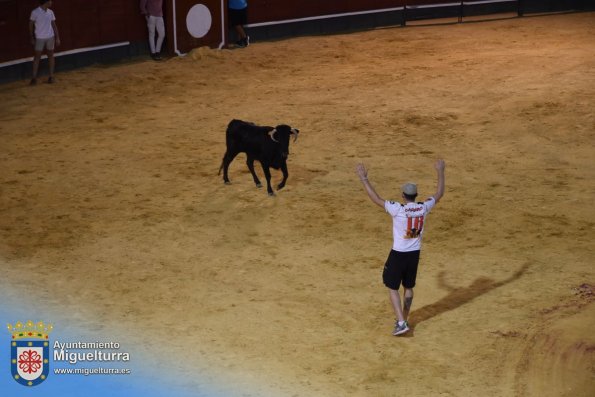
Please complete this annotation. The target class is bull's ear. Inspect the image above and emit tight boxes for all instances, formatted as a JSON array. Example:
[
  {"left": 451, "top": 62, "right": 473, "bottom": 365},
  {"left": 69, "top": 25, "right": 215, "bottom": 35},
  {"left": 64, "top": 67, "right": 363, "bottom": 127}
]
[{"left": 268, "top": 129, "right": 279, "bottom": 142}]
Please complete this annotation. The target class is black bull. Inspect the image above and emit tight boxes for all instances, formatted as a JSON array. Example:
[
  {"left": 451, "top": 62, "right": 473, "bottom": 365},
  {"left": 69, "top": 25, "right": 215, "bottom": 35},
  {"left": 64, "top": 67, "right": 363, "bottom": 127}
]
[{"left": 218, "top": 119, "right": 300, "bottom": 195}]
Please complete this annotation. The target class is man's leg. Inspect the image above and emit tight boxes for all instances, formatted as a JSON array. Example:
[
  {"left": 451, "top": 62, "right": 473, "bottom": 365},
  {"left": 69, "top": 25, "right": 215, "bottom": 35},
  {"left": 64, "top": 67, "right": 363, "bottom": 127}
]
[
  {"left": 389, "top": 289, "right": 405, "bottom": 322},
  {"left": 47, "top": 50, "right": 55, "bottom": 81},
  {"left": 155, "top": 17, "right": 165, "bottom": 55},
  {"left": 234, "top": 24, "right": 247, "bottom": 41},
  {"left": 403, "top": 288, "right": 414, "bottom": 321},
  {"left": 147, "top": 16, "right": 157, "bottom": 56},
  {"left": 389, "top": 288, "right": 410, "bottom": 335},
  {"left": 401, "top": 251, "right": 419, "bottom": 322},
  {"left": 31, "top": 50, "right": 42, "bottom": 84},
  {"left": 384, "top": 251, "right": 409, "bottom": 335}
]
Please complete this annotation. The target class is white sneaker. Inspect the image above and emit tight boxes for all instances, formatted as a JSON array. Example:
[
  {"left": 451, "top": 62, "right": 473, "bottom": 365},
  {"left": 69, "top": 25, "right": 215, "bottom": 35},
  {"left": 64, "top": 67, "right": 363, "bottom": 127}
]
[{"left": 392, "top": 321, "right": 409, "bottom": 336}]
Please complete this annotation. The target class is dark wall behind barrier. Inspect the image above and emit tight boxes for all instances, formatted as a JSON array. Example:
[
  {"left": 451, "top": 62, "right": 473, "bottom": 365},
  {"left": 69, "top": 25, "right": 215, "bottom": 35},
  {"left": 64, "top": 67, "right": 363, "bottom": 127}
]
[{"left": 247, "top": 0, "right": 406, "bottom": 23}]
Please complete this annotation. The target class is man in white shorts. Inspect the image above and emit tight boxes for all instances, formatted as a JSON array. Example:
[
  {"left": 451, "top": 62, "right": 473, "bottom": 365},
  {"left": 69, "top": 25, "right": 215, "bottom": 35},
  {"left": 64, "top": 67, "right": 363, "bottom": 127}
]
[
  {"left": 140, "top": 0, "right": 165, "bottom": 60},
  {"left": 356, "top": 159, "right": 446, "bottom": 336},
  {"left": 29, "top": 0, "right": 60, "bottom": 85}
]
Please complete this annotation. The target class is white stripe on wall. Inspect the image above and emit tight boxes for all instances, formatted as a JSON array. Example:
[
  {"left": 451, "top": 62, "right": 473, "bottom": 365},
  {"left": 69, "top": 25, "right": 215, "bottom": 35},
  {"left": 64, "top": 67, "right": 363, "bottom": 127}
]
[
  {"left": 0, "top": 41, "right": 130, "bottom": 68},
  {"left": 246, "top": 7, "right": 405, "bottom": 28}
]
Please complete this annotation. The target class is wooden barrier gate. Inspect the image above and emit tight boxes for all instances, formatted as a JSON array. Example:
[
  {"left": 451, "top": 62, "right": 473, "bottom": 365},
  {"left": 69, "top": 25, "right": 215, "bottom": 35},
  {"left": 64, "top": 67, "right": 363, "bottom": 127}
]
[{"left": 167, "top": 0, "right": 226, "bottom": 55}]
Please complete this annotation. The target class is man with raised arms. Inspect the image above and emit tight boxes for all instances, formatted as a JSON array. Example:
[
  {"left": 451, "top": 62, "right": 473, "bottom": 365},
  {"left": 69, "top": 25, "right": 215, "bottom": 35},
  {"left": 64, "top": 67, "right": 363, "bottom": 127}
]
[{"left": 356, "top": 159, "right": 446, "bottom": 336}]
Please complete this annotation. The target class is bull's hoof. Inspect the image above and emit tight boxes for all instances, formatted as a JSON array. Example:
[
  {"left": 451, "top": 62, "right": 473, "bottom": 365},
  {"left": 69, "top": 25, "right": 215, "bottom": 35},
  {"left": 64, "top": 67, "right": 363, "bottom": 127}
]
[
  {"left": 277, "top": 184, "right": 285, "bottom": 190},
  {"left": 268, "top": 191, "right": 275, "bottom": 197},
  {"left": 224, "top": 181, "right": 231, "bottom": 185},
  {"left": 256, "top": 183, "right": 262, "bottom": 188}
]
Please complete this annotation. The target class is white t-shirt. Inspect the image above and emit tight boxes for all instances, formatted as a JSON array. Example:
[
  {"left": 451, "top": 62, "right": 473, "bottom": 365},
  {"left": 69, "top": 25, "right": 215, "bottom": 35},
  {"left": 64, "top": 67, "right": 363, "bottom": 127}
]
[
  {"left": 30, "top": 7, "right": 56, "bottom": 39},
  {"left": 385, "top": 197, "right": 436, "bottom": 252}
]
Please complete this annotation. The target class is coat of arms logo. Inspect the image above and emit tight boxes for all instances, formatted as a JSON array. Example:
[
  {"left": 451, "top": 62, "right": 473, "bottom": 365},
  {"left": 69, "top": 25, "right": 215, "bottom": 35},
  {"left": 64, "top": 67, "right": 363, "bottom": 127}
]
[{"left": 7, "top": 320, "right": 53, "bottom": 387}]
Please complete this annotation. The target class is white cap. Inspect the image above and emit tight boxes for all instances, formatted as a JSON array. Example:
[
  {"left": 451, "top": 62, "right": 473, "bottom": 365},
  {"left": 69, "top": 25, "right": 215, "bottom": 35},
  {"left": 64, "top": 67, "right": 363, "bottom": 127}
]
[{"left": 402, "top": 183, "right": 417, "bottom": 196}]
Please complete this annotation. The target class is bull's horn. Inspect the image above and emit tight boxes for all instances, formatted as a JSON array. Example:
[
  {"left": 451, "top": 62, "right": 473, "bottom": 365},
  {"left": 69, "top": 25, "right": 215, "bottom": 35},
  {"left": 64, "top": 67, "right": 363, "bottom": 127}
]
[
  {"left": 291, "top": 128, "right": 299, "bottom": 142},
  {"left": 268, "top": 129, "right": 279, "bottom": 142}
]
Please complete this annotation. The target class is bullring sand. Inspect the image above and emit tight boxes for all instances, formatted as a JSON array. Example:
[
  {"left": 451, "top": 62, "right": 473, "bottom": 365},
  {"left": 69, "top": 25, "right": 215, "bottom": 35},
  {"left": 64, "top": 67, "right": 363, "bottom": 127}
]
[{"left": 0, "top": 12, "right": 594, "bottom": 397}]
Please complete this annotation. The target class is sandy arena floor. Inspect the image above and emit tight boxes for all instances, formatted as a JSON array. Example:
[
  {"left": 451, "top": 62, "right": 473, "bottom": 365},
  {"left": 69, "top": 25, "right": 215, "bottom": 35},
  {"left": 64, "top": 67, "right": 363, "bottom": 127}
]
[{"left": 1, "top": 12, "right": 594, "bottom": 397}]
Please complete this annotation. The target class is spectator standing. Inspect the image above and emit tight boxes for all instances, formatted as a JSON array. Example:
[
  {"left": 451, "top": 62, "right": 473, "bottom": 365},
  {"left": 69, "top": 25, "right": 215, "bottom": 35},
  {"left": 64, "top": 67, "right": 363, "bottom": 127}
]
[
  {"left": 29, "top": 0, "right": 60, "bottom": 85},
  {"left": 140, "top": 0, "right": 165, "bottom": 60},
  {"left": 229, "top": 0, "right": 249, "bottom": 47}
]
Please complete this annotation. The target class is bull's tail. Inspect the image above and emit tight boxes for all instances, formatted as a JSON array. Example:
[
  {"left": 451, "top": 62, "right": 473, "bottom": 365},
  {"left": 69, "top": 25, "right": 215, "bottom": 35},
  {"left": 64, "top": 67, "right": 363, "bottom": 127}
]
[
  {"left": 218, "top": 158, "right": 224, "bottom": 175},
  {"left": 218, "top": 124, "right": 234, "bottom": 176}
]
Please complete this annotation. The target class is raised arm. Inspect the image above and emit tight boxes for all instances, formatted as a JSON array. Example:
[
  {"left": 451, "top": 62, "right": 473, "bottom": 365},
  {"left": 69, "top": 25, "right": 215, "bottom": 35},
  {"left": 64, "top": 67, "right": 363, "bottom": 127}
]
[
  {"left": 356, "top": 163, "right": 385, "bottom": 209},
  {"left": 433, "top": 159, "right": 446, "bottom": 203}
]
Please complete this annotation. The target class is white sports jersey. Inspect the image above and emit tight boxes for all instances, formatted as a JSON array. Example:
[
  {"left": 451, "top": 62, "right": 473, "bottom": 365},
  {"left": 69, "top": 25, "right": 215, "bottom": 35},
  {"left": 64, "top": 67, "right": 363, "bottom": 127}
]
[
  {"left": 30, "top": 7, "right": 56, "bottom": 39},
  {"left": 385, "top": 197, "right": 436, "bottom": 252}
]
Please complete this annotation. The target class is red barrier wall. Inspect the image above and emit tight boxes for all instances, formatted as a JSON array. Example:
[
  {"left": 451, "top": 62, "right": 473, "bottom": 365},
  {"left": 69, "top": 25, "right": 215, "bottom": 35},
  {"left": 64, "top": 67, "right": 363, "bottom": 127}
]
[
  {"left": 1, "top": 0, "right": 564, "bottom": 67},
  {"left": 0, "top": 0, "right": 146, "bottom": 63},
  {"left": 168, "top": 0, "right": 226, "bottom": 54},
  {"left": 1, "top": 0, "right": 411, "bottom": 63}
]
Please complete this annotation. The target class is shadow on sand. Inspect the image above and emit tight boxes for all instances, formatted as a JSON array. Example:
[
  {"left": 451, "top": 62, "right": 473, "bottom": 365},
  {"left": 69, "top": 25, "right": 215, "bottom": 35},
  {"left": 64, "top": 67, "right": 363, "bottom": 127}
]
[{"left": 405, "top": 261, "right": 530, "bottom": 336}]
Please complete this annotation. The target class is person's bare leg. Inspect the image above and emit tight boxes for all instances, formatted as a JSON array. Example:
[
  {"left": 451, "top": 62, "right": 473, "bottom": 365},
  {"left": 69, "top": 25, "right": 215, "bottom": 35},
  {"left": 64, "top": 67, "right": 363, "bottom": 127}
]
[
  {"left": 389, "top": 289, "right": 405, "bottom": 322},
  {"left": 31, "top": 51, "right": 42, "bottom": 83},
  {"left": 234, "top": 25, "right": 246, "bottom": 40},
  {"left": 47, "top": 50, "right": 55, "bottom": 81},
  {"left": 403, "top": 288, "right": 414, "bottom": 321}
]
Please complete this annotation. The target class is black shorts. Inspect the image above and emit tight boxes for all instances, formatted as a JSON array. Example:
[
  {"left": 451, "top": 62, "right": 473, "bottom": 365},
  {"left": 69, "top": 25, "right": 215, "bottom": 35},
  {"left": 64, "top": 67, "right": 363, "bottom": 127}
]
[
  {"left": 228, "top": 8, "right": 247, "bottom": 26},
  {"left": 382, "top": 250, "right": 420, "bottom": 290}
]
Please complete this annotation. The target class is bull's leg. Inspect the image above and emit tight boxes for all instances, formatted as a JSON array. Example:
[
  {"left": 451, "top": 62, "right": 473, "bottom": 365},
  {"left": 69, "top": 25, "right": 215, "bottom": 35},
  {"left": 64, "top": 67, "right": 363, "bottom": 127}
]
[
  {"left": 246, "top": 156, "right": 262, "bottom": 188},
  {"left": 260, "top": 164, "right": 274, "bottom": 196},
  {"left": 277, "top": 161, "right": 288, "bottom": 190},
  {"left": 222, "top": 150, "right": 240, "bottom": 184}
]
